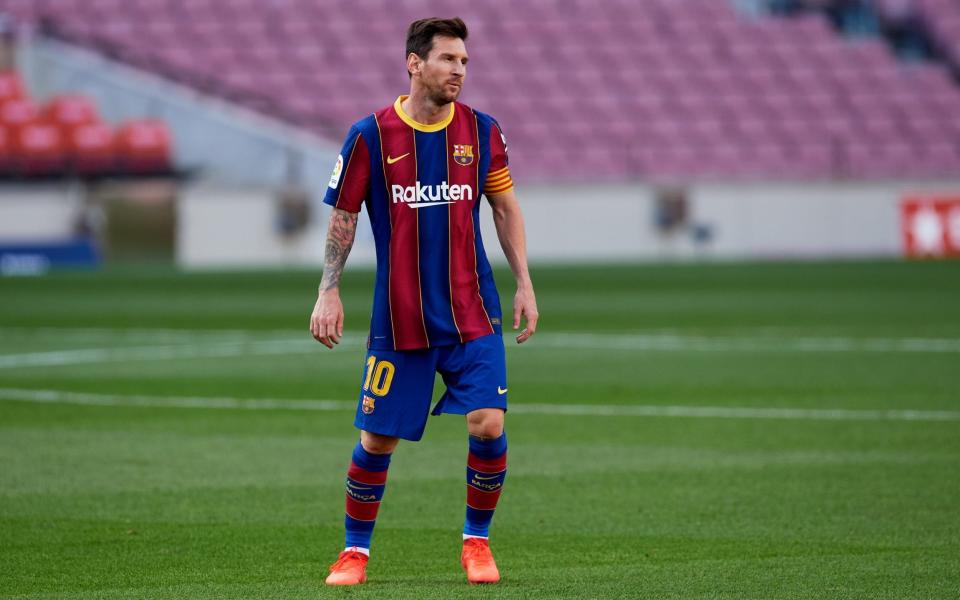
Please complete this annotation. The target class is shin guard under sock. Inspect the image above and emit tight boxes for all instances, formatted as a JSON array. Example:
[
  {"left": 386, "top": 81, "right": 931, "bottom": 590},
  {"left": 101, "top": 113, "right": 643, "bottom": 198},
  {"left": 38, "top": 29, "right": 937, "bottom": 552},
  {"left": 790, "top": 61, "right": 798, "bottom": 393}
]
[
  {"left": 343, "top": 441, "right": 391, "bottom": 552},
  {"left": 464, "top": 432, "right": 507, "bottom": 538}
]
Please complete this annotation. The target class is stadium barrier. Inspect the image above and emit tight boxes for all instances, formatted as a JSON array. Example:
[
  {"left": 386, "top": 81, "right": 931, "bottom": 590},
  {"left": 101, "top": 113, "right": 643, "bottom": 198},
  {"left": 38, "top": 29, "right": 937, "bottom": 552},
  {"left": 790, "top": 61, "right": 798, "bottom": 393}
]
[{"left": 172, "top": 179, "right": 960, "bottom": 267}]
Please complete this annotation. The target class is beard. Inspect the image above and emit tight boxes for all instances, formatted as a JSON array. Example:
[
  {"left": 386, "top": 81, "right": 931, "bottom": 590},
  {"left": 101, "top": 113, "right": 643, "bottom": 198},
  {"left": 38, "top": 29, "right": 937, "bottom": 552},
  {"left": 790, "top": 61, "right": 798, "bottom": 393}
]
[{"left": 427, "top": 80, "right": 462, "bottom": 105}]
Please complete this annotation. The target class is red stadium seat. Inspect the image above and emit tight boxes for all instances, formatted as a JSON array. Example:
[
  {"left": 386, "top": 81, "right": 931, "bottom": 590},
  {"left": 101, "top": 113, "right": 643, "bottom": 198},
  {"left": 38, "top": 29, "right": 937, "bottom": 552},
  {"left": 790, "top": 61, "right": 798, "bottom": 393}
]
[
  {"left": 1, "top": 98, "right": 42, "bottom": 174},
  {"left": 0, "top": 126, "right": 13, "bottom": 175},
  {"left": 70, "top": 122, "right": 116, "bottom": 175},
  {"left": 0, "top": 98, "right": 40, "bottom": 132},
  {"left": 14, "top": 122, "right": 68, "bottom": 176},
  {"left": 114, "top": 119, "right": 173, "bottom": 174},
  {"left": 44, "top": 95, "right": 106, "bottom": 174},
  {"left": 44, "top": 94, "right": 100, "bottom": 131},
  {"left": 0, "top": 70, "right": 25, "bottom": 105}
]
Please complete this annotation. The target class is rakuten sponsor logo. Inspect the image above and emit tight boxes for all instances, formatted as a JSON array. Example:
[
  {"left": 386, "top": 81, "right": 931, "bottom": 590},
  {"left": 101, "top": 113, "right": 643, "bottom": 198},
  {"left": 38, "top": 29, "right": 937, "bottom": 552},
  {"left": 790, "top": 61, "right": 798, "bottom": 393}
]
[{"left": 391, "top": 182, "right": 474, "bottom": 208}]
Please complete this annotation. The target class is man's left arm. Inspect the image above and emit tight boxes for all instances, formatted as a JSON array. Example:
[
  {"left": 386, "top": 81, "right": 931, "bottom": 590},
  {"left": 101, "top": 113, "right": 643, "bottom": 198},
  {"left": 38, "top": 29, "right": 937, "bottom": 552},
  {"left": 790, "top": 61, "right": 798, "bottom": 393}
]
[{"left": 488, "top": 189, "right": 538, "bottom": 344}]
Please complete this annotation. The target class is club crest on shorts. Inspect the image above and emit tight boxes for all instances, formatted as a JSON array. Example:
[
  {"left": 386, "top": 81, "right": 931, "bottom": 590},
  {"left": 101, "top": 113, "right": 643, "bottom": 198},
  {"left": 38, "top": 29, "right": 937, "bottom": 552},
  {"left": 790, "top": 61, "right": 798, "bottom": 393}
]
[
  {"left": 452, "top": 144, "right": 474, "bottom": 166},
  {"left": 362, "top": 395, "right": 376, "bottom": 414}
]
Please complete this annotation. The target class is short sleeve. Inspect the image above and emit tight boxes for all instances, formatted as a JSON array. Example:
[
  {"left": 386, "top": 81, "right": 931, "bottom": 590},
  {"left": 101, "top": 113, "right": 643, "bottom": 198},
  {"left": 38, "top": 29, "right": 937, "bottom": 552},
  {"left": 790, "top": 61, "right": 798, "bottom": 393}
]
[
  {"left": 323, "top": 127, "right": 371, "bottom": 213},
  {"left": 484, "top": 122, "right": 513, "bottom": 196},
  {"left": 489, "top": 121, "right": 509, "bottom": 171}
]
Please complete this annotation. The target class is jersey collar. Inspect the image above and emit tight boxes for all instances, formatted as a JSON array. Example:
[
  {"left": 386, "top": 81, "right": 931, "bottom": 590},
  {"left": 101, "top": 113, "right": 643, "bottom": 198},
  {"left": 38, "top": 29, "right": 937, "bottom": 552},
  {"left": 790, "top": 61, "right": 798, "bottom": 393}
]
[{"left": 393, "top": 95, "right": 455, "bottom": 132}]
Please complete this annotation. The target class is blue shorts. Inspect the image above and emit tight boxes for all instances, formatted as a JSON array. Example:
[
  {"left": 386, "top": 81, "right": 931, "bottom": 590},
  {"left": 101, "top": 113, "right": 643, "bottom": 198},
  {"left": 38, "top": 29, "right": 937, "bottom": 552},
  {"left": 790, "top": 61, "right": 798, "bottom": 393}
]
[{"left": 352, "top": 333, "right": 507, "bottom": 441}]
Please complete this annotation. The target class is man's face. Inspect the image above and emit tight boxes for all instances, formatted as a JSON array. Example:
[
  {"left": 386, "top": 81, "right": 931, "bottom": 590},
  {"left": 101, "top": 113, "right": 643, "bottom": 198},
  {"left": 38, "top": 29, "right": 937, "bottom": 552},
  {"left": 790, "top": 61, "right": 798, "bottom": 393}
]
[{"left": 412, "top": 35, "right": 468, "bottom": 104}]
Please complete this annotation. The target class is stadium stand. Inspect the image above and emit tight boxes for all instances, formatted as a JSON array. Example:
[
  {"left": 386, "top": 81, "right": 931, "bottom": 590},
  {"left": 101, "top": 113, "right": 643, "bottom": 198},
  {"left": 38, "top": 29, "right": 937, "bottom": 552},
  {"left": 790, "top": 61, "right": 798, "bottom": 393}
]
[
  {"left": 2, "top": 0, "right": 959, "bottom": 182},
  {"left": 0, "top": 66, "right": 173, "bottom": 178},
  {"left": 916, "top": 0, "right": 960, "bottom": 71}
]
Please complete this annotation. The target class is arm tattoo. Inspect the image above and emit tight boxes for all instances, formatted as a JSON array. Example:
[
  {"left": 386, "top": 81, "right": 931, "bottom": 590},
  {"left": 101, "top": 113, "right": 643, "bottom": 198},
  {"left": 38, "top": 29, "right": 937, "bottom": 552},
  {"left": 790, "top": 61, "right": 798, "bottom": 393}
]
[{"left": 319, "top": 208, "right": 358, "bottom": 291}]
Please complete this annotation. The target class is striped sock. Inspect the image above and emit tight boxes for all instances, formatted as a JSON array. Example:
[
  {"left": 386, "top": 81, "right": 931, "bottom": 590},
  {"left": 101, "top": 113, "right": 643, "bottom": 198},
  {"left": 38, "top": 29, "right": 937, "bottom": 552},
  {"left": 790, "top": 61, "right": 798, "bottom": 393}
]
[
  {"left": 343, "top": 441, "right": 391, "bottom": 553},
  {"left": 464, "top": 432, "right": 507, "bottom": 538}
]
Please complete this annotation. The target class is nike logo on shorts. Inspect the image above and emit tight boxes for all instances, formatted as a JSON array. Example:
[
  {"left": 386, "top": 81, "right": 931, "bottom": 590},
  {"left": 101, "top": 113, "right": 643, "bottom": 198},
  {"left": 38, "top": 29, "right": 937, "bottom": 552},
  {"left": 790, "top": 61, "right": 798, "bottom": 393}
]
[{"left": 497, "top": 387, "right": 508, "bottom": 395}]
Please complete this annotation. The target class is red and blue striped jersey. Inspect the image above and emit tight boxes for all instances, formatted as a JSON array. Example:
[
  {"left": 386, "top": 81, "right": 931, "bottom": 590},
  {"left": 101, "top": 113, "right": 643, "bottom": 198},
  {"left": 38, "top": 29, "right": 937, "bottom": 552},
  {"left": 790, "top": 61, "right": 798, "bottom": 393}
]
[{"left": 324, "top": 96, "right": 514, "bottom": 351}]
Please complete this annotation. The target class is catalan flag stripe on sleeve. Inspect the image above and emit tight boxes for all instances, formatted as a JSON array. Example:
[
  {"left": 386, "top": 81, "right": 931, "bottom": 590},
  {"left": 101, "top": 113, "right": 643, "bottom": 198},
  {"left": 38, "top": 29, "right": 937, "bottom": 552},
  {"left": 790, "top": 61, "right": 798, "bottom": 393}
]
[{"left": 485, "top": 166, "right": 513, "bottom": 195}]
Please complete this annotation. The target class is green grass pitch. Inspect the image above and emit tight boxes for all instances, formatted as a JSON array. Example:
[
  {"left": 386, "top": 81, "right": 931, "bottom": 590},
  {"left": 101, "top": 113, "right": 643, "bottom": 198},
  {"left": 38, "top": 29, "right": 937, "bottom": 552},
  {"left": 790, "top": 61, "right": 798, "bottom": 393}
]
[{"left": 1, "top": 261, "right": 959, "bottom": 598}]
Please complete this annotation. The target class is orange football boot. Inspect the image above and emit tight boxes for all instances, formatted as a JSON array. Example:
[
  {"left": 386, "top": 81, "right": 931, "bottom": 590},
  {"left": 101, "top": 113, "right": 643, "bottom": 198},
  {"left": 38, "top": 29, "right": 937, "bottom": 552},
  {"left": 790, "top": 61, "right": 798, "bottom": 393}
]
[
  {"left": 461, "top": 537, "right": 500, "bottom": 584},
  {"left": 325, "top": 550, "right": 368, "bottom": 586}
]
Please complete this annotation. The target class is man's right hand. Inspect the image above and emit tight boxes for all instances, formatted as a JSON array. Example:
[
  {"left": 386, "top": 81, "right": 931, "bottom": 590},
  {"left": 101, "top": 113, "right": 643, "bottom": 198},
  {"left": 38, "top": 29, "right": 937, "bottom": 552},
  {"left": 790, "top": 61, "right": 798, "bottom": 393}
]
[{"left": 310, "top": 289, "right": 345, "bottom": 349}]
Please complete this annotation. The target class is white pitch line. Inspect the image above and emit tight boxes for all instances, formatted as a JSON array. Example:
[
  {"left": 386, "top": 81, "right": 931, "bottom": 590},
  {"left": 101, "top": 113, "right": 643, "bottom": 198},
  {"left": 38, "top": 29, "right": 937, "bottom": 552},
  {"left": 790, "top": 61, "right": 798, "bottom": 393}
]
[
  {"left": 509, "top": 403, "right": 960, "bottom": 422},
  {"left": 534, "top": 333, "right": 960, "bottom": 354},
  {"left": 0, "top": 338, "right": 362, "bottom": 369},
  {"left": 1, "top": 331, "right": 960, "bottom": 370},
  {"left": 1, "top": 388, "right": 958, "bottom": 422},
  {"left": 0, "top": 388, "right": 354, "bottom": 411},
  {"left": 0, "top": 326, "right": 302, "bottom": 342}
]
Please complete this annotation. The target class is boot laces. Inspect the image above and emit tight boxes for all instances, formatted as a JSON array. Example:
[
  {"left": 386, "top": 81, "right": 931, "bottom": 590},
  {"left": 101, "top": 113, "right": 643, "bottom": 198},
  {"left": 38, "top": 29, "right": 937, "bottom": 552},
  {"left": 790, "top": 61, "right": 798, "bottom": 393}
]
[
  {"left": 330, "top": 551, "right": 366, "bottom": 571},
  {"left": 463, "top": 539, "right": 493, "bottom": 565}
]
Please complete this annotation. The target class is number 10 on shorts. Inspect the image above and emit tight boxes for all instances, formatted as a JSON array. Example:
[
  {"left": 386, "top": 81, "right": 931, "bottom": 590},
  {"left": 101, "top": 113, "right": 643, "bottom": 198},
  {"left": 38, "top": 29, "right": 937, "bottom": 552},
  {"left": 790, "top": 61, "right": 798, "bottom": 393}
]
[{"left": 363, "top": 356, "right": 396, "bottom": 396}]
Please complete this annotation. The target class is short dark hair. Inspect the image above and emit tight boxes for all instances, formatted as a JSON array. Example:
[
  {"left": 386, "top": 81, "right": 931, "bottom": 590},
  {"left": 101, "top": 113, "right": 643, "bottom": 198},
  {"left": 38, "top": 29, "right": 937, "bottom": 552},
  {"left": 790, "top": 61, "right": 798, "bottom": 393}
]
[{"left": 405, "top": 17, "right": 468, "bottom": 61}]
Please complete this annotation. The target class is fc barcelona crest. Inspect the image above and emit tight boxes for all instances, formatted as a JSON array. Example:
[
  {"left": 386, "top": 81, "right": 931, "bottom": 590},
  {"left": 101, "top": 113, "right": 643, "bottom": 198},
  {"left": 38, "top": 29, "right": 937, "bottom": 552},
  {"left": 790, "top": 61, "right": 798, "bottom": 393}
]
[
  {"left": 452, "top": 144, "right": 474, "bottom": 167},
  {"left": 362, "top": 395, "right": 376, "bottom": 414}
]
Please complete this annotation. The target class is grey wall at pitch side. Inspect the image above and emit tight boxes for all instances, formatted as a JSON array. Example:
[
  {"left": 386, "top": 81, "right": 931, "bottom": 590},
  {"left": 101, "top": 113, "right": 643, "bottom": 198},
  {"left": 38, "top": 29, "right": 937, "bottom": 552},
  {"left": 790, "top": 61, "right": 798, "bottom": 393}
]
[
  {"left": 7, "top": 176, "right": 960, "bottom": 267},
  {"left": 174, "top": 179, "right": 960, "bottom": 267},
  {"left": 502, "top": 179, "right": 960, "bottom": 263}
]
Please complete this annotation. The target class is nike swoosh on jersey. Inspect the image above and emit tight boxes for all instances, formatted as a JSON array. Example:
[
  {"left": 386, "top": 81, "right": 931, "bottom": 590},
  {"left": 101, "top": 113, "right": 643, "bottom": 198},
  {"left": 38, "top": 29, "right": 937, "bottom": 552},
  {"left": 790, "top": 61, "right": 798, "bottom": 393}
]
[
  {"left": 386, "top": 153, "right": 410, "bottom": 165},
  {"left": 497, "top": 387, "right": 508, "bottom": 395}
]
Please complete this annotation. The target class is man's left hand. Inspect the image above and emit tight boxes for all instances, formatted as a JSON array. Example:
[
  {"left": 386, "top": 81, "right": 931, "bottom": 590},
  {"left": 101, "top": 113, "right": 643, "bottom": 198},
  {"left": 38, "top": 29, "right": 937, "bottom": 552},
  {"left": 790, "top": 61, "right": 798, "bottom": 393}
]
[{"left": 513, "top": 286, "right": 538, "bottom": 344}]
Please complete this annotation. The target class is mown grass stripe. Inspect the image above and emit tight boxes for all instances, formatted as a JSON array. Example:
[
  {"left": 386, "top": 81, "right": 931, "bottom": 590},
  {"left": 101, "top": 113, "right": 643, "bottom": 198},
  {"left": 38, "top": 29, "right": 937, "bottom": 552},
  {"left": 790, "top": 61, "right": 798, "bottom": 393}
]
[
  {"left": 3, "top": 331, "right": 960, "bottom": 370},
  {"left": 2, "top": 388, "right": 958, "bottom": 422}
]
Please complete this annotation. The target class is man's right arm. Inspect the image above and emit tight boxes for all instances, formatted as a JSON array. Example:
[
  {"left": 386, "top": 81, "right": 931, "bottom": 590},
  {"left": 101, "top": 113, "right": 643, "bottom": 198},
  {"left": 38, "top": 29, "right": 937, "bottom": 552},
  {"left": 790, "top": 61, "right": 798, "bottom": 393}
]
[
  {"left": 312, "top": 126, "right": 369, "bottom": 348},
  {"left": 309, "top": 207, "right": 359, "bottom": 349}
]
